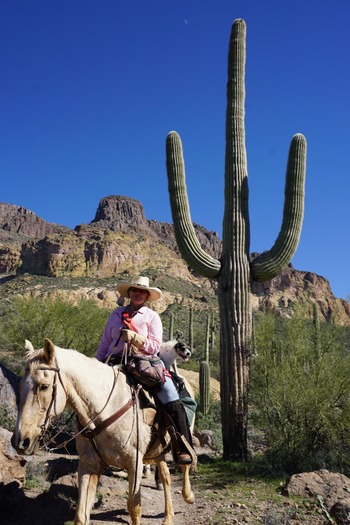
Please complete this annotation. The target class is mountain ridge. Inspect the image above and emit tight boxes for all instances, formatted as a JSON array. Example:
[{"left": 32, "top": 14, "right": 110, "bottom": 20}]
[{"left": 0, "top": 196, "right": 349, "bottom": 325}]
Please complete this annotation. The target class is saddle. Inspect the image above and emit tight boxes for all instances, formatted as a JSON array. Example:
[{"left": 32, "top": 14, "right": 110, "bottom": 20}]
[{"left": 107, "top": 358, "right": 197, "bottom": 465}]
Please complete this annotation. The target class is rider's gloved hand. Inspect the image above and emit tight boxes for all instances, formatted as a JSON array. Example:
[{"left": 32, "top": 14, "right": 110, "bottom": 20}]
[{"left": 121, "top": 329, "right": 147, "bottom": 349}]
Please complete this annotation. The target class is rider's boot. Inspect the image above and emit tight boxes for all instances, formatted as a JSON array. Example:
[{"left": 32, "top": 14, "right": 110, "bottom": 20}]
[{"left": 163, "top": 400, "right": 194, "bottom": 465}]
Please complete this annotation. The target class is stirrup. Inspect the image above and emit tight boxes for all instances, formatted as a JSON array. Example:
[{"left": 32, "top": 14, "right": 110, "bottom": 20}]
[
  {"left": 167, "top": 426, "right": 196, "bottom": 466},
  {"left": 177, "top": 451, "right": 192, "bottom": 465}
]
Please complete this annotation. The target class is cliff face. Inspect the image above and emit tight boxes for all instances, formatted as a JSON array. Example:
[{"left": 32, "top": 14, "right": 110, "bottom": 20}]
[
  {"left": 0, "top": 202, "right": 69, "bottom": 238},
  {"left": 0, "top": 196, "right": 349, "bottom": 325}
]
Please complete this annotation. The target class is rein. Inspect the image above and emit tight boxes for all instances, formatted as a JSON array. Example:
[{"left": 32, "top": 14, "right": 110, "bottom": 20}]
[
  {"left": 36, "top": 365, "right": 68, "bottom": 440},
  {"left": 80, "top": 384, "right": 141, "bottom": 469},
  {"left": 35, "top": 349, "right": 144, "bottom": 496},
  {"left": 82, "top": 384, "right": 141, "bottom": 440},
  {"left": 40, "top": 362, "right": 122, "bottom": 451},
  {"left": 36, "top": 356, "right": 142, "bottom": 471}
]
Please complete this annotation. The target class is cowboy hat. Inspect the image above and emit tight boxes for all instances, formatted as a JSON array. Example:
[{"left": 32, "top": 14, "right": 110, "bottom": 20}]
[{"left": 117, "top": 276, "right": 162, "bottom": 302}]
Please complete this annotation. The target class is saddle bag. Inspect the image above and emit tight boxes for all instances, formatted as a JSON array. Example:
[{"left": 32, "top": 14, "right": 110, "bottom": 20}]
[
  {"left": 125, "top": 355, "right": 165, "bottom": 392},
  {"left": 170, "top": 372, "right": 197, "bottom": 426}
]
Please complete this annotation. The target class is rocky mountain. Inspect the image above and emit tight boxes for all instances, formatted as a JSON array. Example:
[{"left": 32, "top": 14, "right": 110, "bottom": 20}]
[{"left": 0, "top": 196, "right": 349, "bottom": 325}]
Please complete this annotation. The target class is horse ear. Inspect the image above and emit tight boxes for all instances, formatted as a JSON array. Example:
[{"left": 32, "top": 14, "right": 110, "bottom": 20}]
[
  {"left": 24, "top": 340, "right": 35, "bottom": 355},
  {"left": 43, "top": 338, "right": 56, "bottom": 365},
  {"left": 25, "top": 340, "right": 34, "bottom": 352}
]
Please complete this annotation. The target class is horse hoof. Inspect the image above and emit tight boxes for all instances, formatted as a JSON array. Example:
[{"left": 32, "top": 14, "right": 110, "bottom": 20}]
[
  {"left": 162, "top": 517, "right": 174, "bottom": 525},
  {"left": 183, "top": 491, "right": 195, "bottom": 504}
]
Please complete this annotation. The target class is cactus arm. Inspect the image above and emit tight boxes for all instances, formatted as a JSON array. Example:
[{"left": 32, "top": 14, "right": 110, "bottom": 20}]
[
  {"left": 251, "top": 133, "right": 307, "bottom": 282},
  {"left": 166, "top": 131, "right": 221, "bottom": 278}
]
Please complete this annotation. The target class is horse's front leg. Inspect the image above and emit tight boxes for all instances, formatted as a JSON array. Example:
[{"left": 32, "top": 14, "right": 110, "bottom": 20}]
[
  {"left": 74, "top": 466, "right": 100, "bottom": 525},
  {"left": 155, "top": 458, "right": 174, "bottom": 525},
  {"left": 126, "top": 455, "right": 143, "bottom": 525},
  {"left": 181, "top": 463, "right": 195, "bottom": 504}
]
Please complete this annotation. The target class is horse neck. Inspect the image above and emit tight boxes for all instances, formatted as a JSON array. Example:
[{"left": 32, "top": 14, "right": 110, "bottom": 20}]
[{"left": 57, "top": 349, "right": 126, "bottom": 426}]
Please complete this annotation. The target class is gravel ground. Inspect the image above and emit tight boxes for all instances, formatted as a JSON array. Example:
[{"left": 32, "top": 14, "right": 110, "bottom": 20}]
[{"left": 1, "top": 449, "right": 327, "bottom": 525}]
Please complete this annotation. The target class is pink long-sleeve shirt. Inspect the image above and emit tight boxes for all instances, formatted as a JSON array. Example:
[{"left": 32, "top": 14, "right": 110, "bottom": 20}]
[{"left": 96, "top": 306, "right": 163, "bottom": 362}]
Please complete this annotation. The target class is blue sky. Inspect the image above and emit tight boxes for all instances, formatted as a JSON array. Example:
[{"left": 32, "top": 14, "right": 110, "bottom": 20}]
[{"left": 1, "top": 1, "right": 349, "bottom": 300}]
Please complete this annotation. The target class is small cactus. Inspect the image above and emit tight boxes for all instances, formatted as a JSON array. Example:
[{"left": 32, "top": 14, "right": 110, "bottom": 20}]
[
  {"left": 205, "top": 315, "right": 210, "bottom": 363},
  {"left": 210, "top": 312, "right": 215, "bottom": 355},
  {"left": 200, "top": 360, "right": 211, "bottom": 416},
  {"left": 189, "top": 307, "right": 194, "bottom": 353},
  {"left": 168, "top": 312, "right": 174, "bottom": 341},
  {"left": 312, "top": 303, "right": 321, "bottom": 357}
]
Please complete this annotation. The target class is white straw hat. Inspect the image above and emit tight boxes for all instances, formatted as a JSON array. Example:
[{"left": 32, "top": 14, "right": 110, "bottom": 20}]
[{"left": 117, "top": 276, "right": 162, "bottom": 302}]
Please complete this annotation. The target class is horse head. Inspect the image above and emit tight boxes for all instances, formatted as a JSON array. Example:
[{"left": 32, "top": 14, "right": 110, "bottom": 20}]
[{"left": 12, "top": 338, "right": 68, "bottom": 455}]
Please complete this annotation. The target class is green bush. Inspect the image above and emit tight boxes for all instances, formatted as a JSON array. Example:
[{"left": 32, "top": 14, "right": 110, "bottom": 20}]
[
  {"left": 0, "top": 296, "right": 110, "bottom": 364},
  {"left": 195, "top": 397, "right": 222, "bottom": 451},
  {"left": 250, "top": 310, "right": 350, "bottom": 474},
  {"left": 0, "top": 406, "right": 16, "bottom": 431}
]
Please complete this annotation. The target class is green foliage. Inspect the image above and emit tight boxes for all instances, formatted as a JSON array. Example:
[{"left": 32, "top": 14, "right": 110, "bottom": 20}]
[
  {"left": 195, "top": 397, "right": 222, "bottom": 450},
  {"left": 0, "top": 406, "right": 16, "bottom": 431},
  {"left": 160, "top": 305, "right": 220, "bottom": 378},
  {"left": 0, "top": 296, "right": 110, "bottom": 367},
  {"left": 250, "top": 310, "right": 350, "bottom": 474}
]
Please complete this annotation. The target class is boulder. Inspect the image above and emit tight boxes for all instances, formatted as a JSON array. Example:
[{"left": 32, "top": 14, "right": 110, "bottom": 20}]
[
  {"left": 283, "top": 469, "right": 350, "bottom": 524},
  {"left": 0, "top": 361, "right": 20, "bottom": 421},
  {"left": 0, "top": 427, "right": 27, "bottom": 485}
]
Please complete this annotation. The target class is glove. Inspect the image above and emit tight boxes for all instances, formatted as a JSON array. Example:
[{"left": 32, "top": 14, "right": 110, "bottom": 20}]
[{"left": 121, "top": 329, "right": 147, "bottom": 349}]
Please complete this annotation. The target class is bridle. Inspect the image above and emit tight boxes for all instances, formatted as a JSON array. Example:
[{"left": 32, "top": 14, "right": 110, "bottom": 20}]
[
  {"left": 36, "top": 364, "right": 68, "bottom": 442},
  {"left": 34, "top": 359, "right": 141, "bottom": 470}
]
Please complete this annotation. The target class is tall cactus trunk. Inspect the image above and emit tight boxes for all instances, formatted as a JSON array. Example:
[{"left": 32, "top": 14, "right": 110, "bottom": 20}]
[
  {"left": 218, "top": 19, "right": 251, "bottom": 460},
  {"left": 165, "top": 18, "right": 306, "bottom": 461}
]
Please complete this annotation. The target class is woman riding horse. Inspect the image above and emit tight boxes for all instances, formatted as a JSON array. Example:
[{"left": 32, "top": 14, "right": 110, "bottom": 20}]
[{"left": 96, "top": 275, "right": 194, "bottom": 465}]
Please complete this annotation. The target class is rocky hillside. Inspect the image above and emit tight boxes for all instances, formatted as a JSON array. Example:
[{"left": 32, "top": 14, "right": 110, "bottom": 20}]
[{"left": 0, "top": 196, "right": 349, "bottom": 325}]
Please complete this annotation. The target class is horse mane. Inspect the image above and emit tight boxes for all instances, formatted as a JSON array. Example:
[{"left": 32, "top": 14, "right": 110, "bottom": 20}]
[
  {"left": 24, "top": 342, "right": 93, "bottom": 373},
  {"left": 24, "top": 346, "right": 47, "bottom": 371}
]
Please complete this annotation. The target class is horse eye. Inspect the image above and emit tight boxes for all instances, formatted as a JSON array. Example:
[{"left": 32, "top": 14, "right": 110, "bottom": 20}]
[{"left": 39, "top": 384, "right": 49, "bottom": 391}]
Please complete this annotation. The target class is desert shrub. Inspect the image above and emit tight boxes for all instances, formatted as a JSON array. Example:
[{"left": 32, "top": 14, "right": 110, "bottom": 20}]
[
  {"left": 250, "top": 310, "right": 350, "bottom": 474},
  {"left": 0, "top": 296, "right": 110, "bottom": 361},
  {"left": 195, "top": 396, "right": 222, "bottom": 451},
  {"left": 0, "top": 406, "right": 16, "bottom": 431},
  {"left": 160, "top": 305, "right": 220, "bottom": 378}
]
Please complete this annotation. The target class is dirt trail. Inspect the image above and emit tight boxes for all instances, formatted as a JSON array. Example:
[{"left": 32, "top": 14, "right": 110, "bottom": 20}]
[{"left": 1, "top": 450, "right": 326, "bottom": 525}]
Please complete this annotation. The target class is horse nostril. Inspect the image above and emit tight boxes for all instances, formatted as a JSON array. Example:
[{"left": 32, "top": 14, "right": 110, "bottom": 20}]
[{"left": 20, "top": 438, "right": 31, "bottom": 451}]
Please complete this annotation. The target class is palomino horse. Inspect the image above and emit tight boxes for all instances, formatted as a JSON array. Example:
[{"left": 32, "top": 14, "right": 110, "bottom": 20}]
[{"left": 12, "top": 339, "right": 194, "bottom": 525}]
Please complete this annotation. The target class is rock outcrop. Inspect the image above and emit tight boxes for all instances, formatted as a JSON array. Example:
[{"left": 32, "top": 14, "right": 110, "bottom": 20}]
[
  {"left": 0, "top": 202, "right": 69, "bottom": 239},
  {"left": 0, "top": 428, "right": 27, "bottom": 485},
  {"left": 284, "top": 470, "right": 350, "bottom": 524},
  {"left": 0, "top": 196, "right": 349, "bottom": 325},
  {"left": 0, "top": 362, "right": 20, "bottom": 421}
]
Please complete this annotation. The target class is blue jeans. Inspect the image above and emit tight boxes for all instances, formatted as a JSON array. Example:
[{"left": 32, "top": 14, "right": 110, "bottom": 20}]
[{"left": 155, "top": 373, "right": 179, "bottom": 404}]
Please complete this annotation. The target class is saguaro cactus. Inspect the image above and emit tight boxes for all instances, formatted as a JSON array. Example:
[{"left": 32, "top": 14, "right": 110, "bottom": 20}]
[
  {"left": 168, "top": 311, "right": 174, "bottom": 341},
  {"left": 200, "top": 360, "right": 211, "bottom": 416},
  {"left": 205, "top": 315, "right": 210, "bottom": 362},
  {"left": 189, "top": 307, "right": 194, "bottom": 353},
  {"left": 166, "top": 19, "right": 307, "bottom": 460},
  {"left": 210, "top": 312, "right": 215, "bottom": 356}
]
